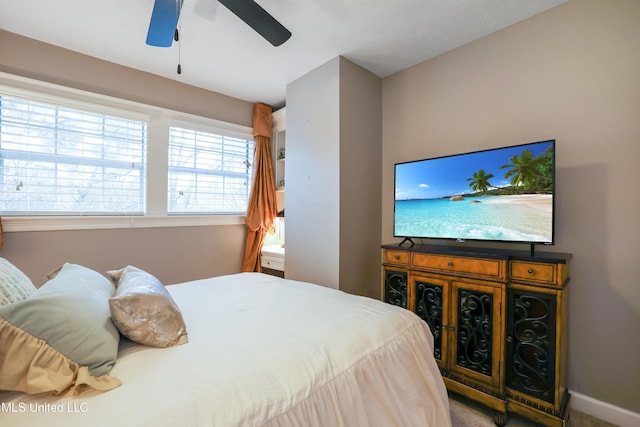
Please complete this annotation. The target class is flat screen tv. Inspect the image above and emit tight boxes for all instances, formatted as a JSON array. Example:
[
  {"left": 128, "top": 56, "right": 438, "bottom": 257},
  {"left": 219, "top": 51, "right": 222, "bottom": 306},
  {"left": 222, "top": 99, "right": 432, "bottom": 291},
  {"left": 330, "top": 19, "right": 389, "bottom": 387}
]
[{"left": 394, "top": 140, "right": 555, "bottom": 249}]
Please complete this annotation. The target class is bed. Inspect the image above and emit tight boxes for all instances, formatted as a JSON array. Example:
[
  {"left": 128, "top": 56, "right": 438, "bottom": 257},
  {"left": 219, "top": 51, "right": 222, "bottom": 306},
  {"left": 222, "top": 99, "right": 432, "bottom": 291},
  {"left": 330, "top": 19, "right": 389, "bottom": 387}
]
[{"left": 1, "top": 268, "right": 451, "bottom": 427}]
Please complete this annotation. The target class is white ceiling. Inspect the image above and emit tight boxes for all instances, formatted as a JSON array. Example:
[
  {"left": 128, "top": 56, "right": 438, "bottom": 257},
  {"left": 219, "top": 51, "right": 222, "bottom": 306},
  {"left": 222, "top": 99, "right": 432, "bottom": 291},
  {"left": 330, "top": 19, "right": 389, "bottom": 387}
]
[{"left": 1, "top": 0, "right": 566, "bottom": 108}]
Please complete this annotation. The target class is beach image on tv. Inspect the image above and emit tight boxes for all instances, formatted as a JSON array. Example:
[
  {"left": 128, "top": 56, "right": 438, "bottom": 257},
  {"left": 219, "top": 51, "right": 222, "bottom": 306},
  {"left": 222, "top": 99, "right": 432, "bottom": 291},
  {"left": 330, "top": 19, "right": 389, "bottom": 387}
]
[{"left": 394, "top": 141, "right": 554, "bottom": 243}]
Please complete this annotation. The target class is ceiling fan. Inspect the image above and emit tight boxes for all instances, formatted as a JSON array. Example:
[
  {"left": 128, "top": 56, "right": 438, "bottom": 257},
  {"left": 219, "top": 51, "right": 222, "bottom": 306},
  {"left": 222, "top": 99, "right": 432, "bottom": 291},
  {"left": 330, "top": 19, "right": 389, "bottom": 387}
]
[{"left": 146, "top": 0, "right": 292, "bottom": 48}]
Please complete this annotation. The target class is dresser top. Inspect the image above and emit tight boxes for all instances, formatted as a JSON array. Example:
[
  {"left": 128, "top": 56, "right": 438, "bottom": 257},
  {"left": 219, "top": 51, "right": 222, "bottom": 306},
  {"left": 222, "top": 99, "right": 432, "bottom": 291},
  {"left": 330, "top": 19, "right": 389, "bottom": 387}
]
[{"left": 381, "top": 243, "right": 572, "bottom": 264}]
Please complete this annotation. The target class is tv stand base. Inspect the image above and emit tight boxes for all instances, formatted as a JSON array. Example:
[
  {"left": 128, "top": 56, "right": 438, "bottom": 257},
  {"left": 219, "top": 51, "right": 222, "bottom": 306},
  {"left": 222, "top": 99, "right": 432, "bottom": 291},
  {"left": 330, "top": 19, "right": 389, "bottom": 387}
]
[{"left": 398, "top": 237, "right": 415, "bottom": 247}]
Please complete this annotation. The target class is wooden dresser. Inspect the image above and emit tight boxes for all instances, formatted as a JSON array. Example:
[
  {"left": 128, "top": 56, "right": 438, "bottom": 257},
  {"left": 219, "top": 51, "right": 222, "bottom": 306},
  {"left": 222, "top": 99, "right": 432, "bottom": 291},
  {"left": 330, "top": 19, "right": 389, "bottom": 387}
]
[{"left": 381, "top": 244, "right": 571, "bottom": 427}]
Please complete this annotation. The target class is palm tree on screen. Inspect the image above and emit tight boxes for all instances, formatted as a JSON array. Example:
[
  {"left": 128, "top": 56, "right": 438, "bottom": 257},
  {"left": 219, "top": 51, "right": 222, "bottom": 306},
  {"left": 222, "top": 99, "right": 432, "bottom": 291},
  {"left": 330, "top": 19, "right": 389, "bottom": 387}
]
[
  {"left": 467, "top": 169, "right": 495, "bottom": 193},
  {"left": 500, "top": 149, "right": 549, "bottom": 192}
]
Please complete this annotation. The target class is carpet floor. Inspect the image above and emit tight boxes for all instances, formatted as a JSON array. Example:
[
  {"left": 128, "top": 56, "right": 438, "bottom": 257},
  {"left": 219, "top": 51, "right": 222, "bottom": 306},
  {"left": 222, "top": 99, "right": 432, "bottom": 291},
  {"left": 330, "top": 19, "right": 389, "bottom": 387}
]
[{"left": 449, "top": 392, "right": 618, "bottom": 427}]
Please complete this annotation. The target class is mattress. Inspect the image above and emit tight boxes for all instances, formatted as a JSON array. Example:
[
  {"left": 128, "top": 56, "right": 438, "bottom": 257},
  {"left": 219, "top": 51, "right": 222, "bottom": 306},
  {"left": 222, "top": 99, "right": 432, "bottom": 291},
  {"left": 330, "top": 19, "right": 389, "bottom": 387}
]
[{"left": 0, "top": 272, "right": 451, "bottom": 426}]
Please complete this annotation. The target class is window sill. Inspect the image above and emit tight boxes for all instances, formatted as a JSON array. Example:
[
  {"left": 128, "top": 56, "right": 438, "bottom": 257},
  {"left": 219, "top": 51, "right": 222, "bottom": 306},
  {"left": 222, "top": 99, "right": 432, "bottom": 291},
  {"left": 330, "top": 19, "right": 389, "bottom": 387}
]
[{"left": 1, "top": 215, "right": 245, "bottom": 232}]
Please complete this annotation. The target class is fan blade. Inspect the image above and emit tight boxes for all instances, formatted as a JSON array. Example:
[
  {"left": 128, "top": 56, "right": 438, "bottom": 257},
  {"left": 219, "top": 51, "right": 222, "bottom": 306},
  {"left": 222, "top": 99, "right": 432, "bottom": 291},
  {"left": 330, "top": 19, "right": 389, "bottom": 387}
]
[
  {"left": 219, "top": 0, "right": 291, "bottom": 46},
  {"left": 146, "top": 0, "right": 184, "bottom": 47}
]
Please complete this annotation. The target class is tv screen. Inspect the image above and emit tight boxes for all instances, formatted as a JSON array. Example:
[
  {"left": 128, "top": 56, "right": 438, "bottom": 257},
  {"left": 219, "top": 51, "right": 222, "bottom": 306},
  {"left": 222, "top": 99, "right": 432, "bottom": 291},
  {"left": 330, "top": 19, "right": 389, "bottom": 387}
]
[{"left": 394, "top": 140, "right": 555, "bottom": 245}]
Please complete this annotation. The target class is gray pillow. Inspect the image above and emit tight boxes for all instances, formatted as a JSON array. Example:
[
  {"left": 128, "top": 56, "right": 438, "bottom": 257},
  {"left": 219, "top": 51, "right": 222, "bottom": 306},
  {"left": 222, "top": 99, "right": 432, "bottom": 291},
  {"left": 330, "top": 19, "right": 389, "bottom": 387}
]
[
  {"left": 107, "top": 266, "right": 188, "bottom": 348},
  {"left": 0, "top": 257, "right": 37, "bottom": 306},
  {"left": 0, "top": 263, "right": 121, "bottom": 394}
]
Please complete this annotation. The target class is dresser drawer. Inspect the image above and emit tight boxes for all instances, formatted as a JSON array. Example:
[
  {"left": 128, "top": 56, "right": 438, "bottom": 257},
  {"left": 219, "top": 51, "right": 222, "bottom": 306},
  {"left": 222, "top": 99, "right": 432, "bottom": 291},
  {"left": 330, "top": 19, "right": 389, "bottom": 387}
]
[
  {"left": 412, "top": 253, "right": 504, "bottom": 279},
  {"left": 261, "top": 255, "right": 284, "bottom": 271},
  {"left": 383, "top": 249, "right": 410, "bottom": 266},
  {"left": 510, "top": 261, "right": 556, "bottom": 284}
]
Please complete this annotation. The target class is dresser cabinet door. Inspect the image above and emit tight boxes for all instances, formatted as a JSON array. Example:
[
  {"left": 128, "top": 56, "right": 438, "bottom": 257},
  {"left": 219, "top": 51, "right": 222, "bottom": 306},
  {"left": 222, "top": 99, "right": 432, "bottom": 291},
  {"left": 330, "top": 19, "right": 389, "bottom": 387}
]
[
  {"left": 506, "top": 288, "right": 557, "bottom": 404},
  {"left": 451, "top": 281, "right": 503, "bottom": 389},
  {"left": 412, "top": 275, "right": 449, "bottom": 367},
  {"left": 383, "top": 268, "right": 408, "bottom": 309}
]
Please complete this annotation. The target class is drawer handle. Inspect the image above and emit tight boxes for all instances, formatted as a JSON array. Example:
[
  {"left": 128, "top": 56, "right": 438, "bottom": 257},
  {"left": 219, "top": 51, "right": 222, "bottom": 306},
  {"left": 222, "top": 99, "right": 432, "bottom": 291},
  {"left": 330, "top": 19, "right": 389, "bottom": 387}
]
[
  {"left": 448, "top": 262, "right": 454, "bottom": 267},
  {"left": 394, "top": 255, "right": 400, "bottom": 260},
  {"left": 527, "top": 269, "right": 535, "bottom": 275}
]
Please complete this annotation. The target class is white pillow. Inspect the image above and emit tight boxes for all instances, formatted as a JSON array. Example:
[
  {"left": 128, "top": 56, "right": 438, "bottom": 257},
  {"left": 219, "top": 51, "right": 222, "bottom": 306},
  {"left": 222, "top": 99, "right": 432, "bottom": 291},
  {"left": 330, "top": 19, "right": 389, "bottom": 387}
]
[{"left": 0, "top": 257, "right": 37, "bottom": 306}]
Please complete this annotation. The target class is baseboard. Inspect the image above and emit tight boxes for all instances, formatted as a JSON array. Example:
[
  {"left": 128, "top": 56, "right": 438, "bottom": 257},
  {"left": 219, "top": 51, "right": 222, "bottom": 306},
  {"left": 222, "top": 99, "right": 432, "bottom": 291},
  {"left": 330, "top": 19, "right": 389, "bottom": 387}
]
[{"left": 571, "top": 391, "right": 640, "bottom": 427}]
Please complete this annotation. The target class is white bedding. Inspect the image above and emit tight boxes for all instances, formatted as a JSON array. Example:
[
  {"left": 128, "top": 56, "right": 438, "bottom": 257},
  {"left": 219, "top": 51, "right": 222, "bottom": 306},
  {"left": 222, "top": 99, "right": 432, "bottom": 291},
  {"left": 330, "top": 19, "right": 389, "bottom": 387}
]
[{"left": 0, "top": 272, "right": 451, "bottom": 427}]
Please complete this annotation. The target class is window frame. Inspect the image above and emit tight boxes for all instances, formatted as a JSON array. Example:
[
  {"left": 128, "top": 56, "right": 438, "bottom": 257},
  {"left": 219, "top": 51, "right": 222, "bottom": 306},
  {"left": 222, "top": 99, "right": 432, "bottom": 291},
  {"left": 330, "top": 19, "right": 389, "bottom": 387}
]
[
  {"left": 166, "top": 117, "right": 255, "bottom": 215},
  {"left": 0, "top": 94, "right": 149, "bottom": 216},
  {"left": 0, "top": 72, "right": 252, "bottom": 232}
]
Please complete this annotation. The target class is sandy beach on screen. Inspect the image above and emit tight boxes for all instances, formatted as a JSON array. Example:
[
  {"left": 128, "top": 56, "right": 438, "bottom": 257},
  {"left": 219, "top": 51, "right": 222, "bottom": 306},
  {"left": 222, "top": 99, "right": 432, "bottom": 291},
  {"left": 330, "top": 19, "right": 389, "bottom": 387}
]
[{"left": 484, "top": 194, "right": 552, "bottom": 212}]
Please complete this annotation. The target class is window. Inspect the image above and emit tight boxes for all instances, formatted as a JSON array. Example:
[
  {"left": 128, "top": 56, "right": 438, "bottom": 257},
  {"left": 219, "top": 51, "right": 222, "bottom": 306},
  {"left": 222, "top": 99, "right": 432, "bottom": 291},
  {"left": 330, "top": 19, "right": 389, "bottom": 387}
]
[
  {"left": 0, "top": 94, "right": 147, "bottom": 215},
  {"left": 168, "top": 127, "right": 254, "bottom": 214},
  {"left": 0, "top": 74, "right": 255, "bottom": 231}
]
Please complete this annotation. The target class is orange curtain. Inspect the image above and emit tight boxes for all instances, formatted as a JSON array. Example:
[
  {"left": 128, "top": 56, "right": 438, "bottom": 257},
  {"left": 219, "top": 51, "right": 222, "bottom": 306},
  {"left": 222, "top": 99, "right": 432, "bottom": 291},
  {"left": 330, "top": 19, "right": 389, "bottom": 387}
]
[{"left": 241, "top": 103, "right": 278, "bottom": 272}]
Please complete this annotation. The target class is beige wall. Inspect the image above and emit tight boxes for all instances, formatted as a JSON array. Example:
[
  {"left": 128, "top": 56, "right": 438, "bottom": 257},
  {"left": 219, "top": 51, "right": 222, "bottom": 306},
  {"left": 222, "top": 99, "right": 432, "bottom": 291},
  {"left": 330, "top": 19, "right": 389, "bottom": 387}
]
[
  {"left": 285, "top": 57, "right": 382, "bottom": 296},
  {"left": 381, "top": 0, "right": 640, "bottom": 413},
  {"left": 0, "top": 225, "right": 246, "bottom": 287},
  {"left": 338, "top": 58, "right": 382, "bottom": 297},
  {"left": 286, "top": 57, "right": 341, "bottom": 287},
  {"left": 0, "top": 30, "right": 253, "bottom": 126},
  {"left": 0, "top": 30, "right": 255, "bottom": 284}
]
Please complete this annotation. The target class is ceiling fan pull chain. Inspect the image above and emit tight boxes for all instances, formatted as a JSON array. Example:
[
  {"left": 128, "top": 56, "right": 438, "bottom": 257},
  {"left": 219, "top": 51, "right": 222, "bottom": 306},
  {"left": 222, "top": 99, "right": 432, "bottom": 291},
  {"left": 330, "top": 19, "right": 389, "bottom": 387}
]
[
  {"left": 176, "top": 0, "right": 182, "bottom": 75},
  {"left": 176, "top": 27, "right": 182, "bottom": 74}
]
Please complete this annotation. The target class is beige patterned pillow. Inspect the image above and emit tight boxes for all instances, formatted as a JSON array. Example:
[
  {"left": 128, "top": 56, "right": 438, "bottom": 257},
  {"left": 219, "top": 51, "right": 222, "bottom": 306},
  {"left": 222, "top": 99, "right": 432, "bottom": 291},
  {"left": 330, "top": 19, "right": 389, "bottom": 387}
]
[
  {"left": 107, "top": 266, "right": 188, "bottom": 348},
  {"left": 0, "top": 257, "right": 37, "bottom": 306}
]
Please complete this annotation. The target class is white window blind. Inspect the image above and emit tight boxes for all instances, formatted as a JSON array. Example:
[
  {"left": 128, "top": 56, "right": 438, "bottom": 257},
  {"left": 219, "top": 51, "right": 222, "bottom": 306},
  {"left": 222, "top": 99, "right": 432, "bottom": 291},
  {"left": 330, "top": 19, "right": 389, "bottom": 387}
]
[
  {"left": 168, "top": 126, "right": 254, "bottom": 214},
  {"left": 0, "top": 94, "right": 147, "bottom": 215}
]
